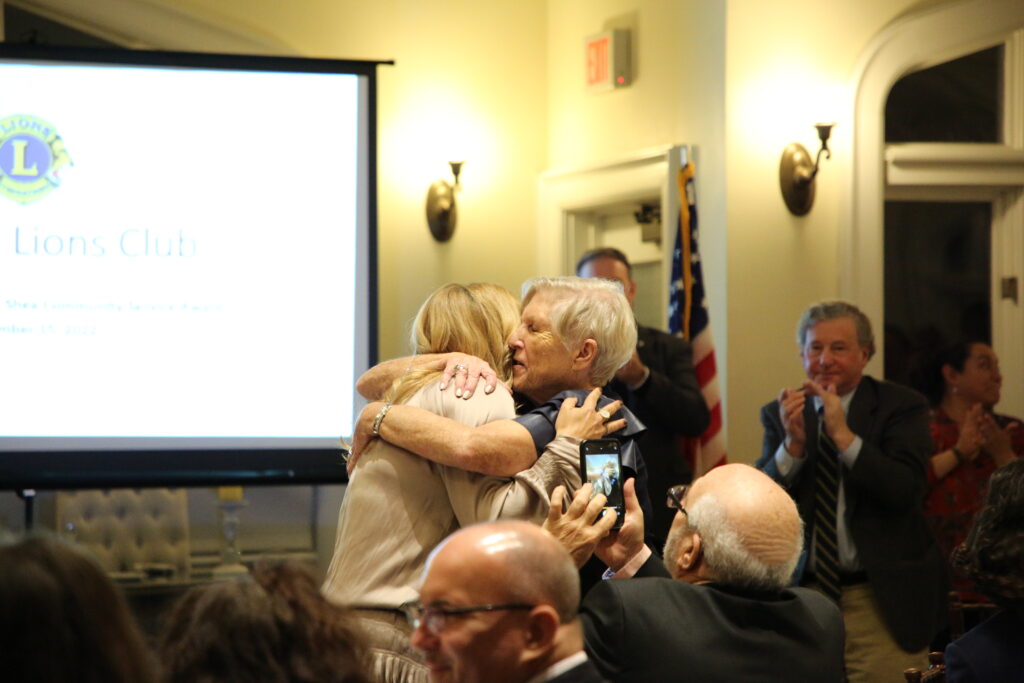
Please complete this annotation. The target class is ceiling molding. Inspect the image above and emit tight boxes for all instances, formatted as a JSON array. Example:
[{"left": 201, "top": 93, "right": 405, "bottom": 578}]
[{"left": 8, "top": 0, "right": 298, "bottom": 54}]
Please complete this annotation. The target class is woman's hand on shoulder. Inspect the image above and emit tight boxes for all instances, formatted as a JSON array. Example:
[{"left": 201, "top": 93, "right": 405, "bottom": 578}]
[{"left": 438, "top": 353, "right": 497, "bottom": 399}]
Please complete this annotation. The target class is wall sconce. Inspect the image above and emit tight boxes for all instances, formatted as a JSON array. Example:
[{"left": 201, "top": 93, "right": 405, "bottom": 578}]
[
  {"left": 779, "top": 123, "right": 834, "bottom": 216},
  {"left": 426, "top": 161, "right": 463, "bottom": 242}
]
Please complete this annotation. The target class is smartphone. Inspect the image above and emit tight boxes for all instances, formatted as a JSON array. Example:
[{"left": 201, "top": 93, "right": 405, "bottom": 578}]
[{"left": 580, "top": 438, "right": 624, "bottom": 530}]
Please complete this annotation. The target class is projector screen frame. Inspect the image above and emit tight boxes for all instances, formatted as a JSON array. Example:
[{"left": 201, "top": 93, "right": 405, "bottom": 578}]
[{"left": 0, "top": 43, "right": 387, "bottom": 490}]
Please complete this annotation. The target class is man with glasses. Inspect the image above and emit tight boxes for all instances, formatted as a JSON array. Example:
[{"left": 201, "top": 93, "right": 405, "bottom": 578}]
[
  {"left": 756, "top": 300, "right": 948, "bottom": 682},
  {"left": 545, "top": 464, "right": 844, "bottom": 682},
  {"left": 407, "top": 520, "right": 606, "bottom": 683}
]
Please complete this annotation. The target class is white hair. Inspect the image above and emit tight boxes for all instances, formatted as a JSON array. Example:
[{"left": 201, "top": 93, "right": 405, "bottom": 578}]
[
  {"left": 520, "top": 276, "right": 636, "bottom": 386},
  {"left": 681, "top": 493, "right": 803, "bottom": 592}
]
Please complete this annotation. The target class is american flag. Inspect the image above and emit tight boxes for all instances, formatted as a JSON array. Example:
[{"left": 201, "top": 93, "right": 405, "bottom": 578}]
[{"left": 668, "top": 161, "right": 726, "bottom": 476}]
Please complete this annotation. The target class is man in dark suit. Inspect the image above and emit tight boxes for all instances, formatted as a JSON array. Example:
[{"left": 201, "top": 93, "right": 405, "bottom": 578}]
[
  {"left": 577, "top": 247, "right": 710, "bottom": 544},
  {"left": 408, "top": 520, "right": 607, "bottom": 683},
  {"left": 755, "top": 300, "right": 948, "bottom": 682},
  {"left": 544, "top": 464, "right": 845, "bottom": 682}
]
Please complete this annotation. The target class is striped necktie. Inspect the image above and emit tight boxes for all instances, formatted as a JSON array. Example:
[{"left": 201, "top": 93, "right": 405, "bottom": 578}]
[{"left": 814, "top": 407, "right": 842, "bottom": 602}]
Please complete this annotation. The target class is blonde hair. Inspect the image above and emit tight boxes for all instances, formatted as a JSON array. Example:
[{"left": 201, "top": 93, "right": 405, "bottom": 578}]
[
  {"left": 385, "top": 283, "right": 519, "bottom": 405},
  {"left": 520, "top": 277, "right": 637, "bottom": 386}
]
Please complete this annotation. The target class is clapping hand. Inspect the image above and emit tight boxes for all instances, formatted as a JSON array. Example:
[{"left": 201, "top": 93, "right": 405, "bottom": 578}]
[
  {"left": 979, "top": 410, "right": 1019, "bottom": 467},
  {"left": 777, "top": 387, "right": 807, "bottom": 458}
]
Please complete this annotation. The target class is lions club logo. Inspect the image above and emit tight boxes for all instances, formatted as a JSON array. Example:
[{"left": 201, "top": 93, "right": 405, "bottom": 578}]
[{"left": 0, "top": 115, "right": 73, "bottom": 204}]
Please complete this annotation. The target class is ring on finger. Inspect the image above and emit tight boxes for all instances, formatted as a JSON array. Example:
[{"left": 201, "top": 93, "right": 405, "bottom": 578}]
[
  {"left": 598, "top": 409, "right": 611, "bottom": 420},
  {"left": 454, "top": 364, "right": 468, "bottom": 373}
]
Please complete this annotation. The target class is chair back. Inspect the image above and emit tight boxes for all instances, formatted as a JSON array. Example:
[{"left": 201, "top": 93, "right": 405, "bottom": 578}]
[
  {"left": 56, "top": 488, "right": 191, "bottom": 579},
  {"left": 948, "top": 590, "right": 1001, "bottom": 639}
]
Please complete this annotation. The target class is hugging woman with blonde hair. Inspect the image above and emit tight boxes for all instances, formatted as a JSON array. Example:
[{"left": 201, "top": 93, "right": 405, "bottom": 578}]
[{"left": 322, "top": 282, "right": 599, "bottom": 683}]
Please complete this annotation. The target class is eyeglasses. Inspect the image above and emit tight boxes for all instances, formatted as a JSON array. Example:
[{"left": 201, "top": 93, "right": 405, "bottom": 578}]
[
  {"left": 666, "top": 484, "right": 689, "bottom": 514},
  {"left": 400, "top": 600, "right": 534, "bottom": 635}
]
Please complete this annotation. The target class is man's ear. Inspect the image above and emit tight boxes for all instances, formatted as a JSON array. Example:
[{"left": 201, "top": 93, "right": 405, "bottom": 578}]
[
  {"left": 521, "top": 605, "right": 560, "bottom": 659},
  {"left": 572, "top": 338, "right": 598, "bottom": 370},
  {"left": 675, "top": 532, "right": 703, "bottom": 576},
  {"left": 625, "top": 279, "right": 638, "bottom": 303}
]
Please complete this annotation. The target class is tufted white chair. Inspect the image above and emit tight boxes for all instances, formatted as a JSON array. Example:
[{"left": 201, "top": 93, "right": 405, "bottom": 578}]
[{"left": 55, "top": 488, "right": 191, "bottom": 579}]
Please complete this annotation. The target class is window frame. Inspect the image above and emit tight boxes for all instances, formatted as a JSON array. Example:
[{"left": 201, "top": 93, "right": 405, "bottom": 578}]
[{"left": 849, "top": 0, "right": 1024, "bottom": 416}]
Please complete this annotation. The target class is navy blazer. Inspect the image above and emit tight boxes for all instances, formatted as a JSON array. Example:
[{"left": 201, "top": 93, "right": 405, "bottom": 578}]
[
  {"left": 756, "top": 375, "right": 949, "bottom": 651},
  {"left": 945, "top": 609, "right": 1024, "bottom": 682}
]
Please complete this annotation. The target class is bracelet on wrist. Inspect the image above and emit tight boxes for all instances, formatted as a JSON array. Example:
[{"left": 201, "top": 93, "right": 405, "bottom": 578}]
[{"left": 372, "top": 402, "right": 393, "bottom": 436}]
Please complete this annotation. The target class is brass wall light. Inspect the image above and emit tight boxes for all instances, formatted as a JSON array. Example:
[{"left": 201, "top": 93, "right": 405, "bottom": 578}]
[
  {"left": 426, "top": 161, "right": 463, "bottom": 242},
  {"left": 779, "top": 123, "right": 834, "bottom": 216}
]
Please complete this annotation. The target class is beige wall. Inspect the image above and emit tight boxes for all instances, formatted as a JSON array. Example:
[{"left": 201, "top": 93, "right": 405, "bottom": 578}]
[
  {"left": 543, "top": 0, "right": 936, "bottom": 464},
  {"left": 722, "top": 0, "right": 926, "bottom": 462},
  {"left": 184, "top": 0, "right": 932, "bottom": 464},
  {"left": 545, "top": 0, "right": 728, "bottom": 434},
  {"left": 171, "top": 0, "right": 549, "bottom": 361},
  {"left": 18, "top": 0, "right": 956, "bottom": 464}
]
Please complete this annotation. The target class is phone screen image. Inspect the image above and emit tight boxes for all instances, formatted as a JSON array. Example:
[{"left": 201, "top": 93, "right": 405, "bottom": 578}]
[
  {"left": 585, "top": 454, "right": 624, "bottom": 508},
  {"left": 580, "top": 439, "right": 624, "bottom": 528}
]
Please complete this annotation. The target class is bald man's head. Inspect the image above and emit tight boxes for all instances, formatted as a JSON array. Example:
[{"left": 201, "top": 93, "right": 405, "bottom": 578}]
[
  {"left": 412, "top": 522, "right": 582, "bottom": 683},
  {"left": 664, "top": 464, "right": 803, "bottom": 591},
  {"left": 429, "top": 521, "right": 579, "bottom": 621}
]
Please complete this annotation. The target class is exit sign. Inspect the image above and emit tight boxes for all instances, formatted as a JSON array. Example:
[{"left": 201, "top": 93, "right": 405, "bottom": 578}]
[{"left": 585, "top": 29, "right": 630, "bottom": 92}]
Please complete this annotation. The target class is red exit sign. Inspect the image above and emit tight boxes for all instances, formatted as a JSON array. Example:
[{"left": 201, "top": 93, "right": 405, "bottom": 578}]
[{"left": 586, "top": 29, "right": 630, "bottom": 93}]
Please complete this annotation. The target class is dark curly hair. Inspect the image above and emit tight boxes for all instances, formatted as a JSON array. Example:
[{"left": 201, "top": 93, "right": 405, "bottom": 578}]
[
  {"left": 953, "top": 458, "right": 1024, "bottom": 610},
  {"left": 158, "top": 561, "right": 369, "bottom": 683},
  {"left": 0, "top": 534, "right": 158, "bottom": 683}
]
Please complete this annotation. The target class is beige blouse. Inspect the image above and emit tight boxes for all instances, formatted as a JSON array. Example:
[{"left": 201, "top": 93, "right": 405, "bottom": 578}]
[{"left": 322, "top": 379, "right": 581, "bottom": 609}]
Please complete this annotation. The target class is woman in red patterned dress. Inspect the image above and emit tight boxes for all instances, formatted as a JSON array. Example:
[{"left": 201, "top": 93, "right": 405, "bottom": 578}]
[{"left": 919, "top": 341, "right": 1023, "bottom": 598}]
